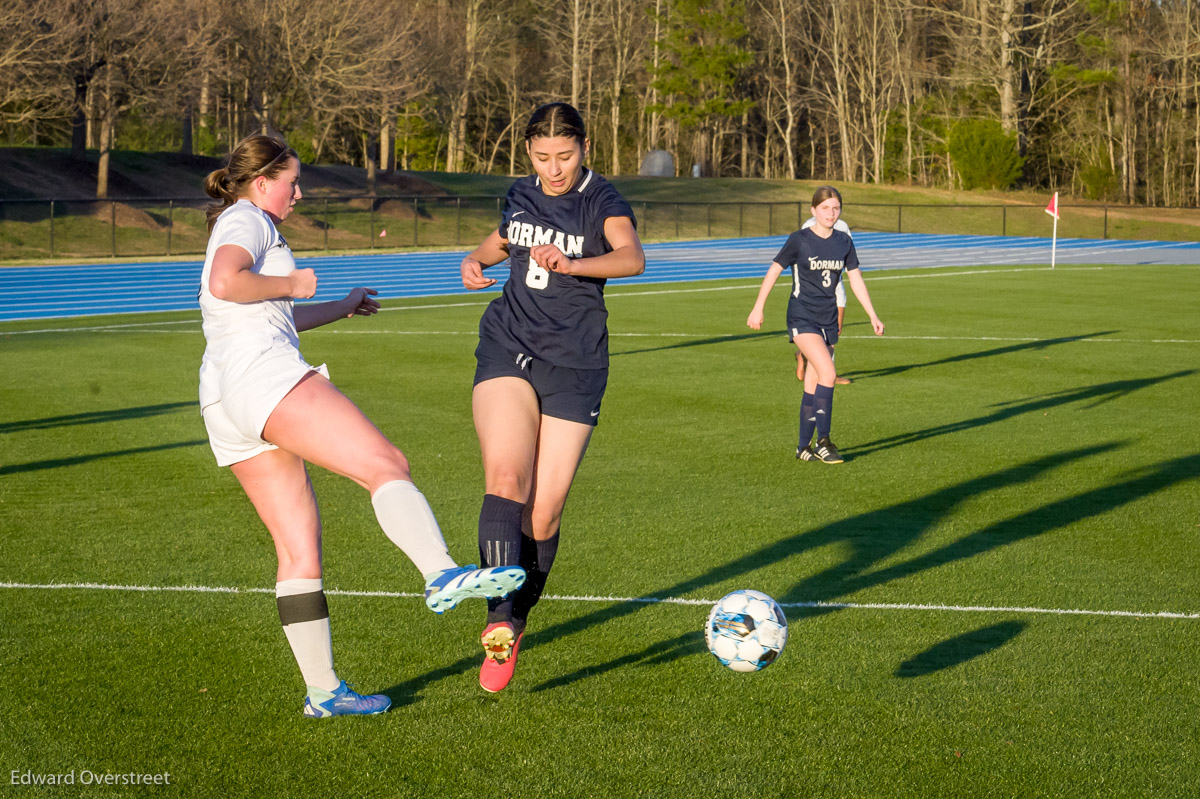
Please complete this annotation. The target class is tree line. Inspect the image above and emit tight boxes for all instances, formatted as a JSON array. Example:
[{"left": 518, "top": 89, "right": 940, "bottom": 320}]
[{"left": 3, "top": 0, "right": 1198, "bottom": 205}]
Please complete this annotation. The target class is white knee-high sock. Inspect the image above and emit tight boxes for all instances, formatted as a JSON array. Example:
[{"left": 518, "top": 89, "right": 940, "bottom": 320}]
[
  {"left": 275, "top": 578, "right": 339, "bottom": 691},
  {"left": 371, "top": 480, "right": 457, "bottom": 576}
]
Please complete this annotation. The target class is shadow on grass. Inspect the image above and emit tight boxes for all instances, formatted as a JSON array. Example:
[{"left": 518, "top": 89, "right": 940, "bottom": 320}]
[
  {"left": 611, "top": 330, "right": 777, "bottom": 357},
  {"left": 846, "top": 370, "right": 1194, "bottom": 459},
  {"left": 843, "top": 331, "right": 1120, "bottom": 382},
  {"left": 527, "top": 443, "right": 1119, "bottom": 690},
  {"left": 389, "top": 445, "right": 1200, "bottom": 698},
  {"left": 0, "top": 439, "right": 207, "bottom": 475},
  {"left": 0, "top": 401, "right": 193, "bottom": 434},
  {"left": 894, "top": 621, "right": 1026, "bottom": 678}
]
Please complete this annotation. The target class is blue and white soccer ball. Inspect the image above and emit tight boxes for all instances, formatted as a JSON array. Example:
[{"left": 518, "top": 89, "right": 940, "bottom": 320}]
[{"left": 704, "top": 589, "right": 788, "bottom": 673}]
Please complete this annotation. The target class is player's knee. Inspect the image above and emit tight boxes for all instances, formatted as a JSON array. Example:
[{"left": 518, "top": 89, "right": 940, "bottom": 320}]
[
  {"left": 363, "top": 447, "right": 411, "bottom": 488},
  {"left": 527, "top": 505, "right": 562, "bottom": 539},
  {"left": 274, "top": 541, "right": 323, "bottom": 579},
  {"left": 485, "top": 469, "right": 531, "bottom": 503}
]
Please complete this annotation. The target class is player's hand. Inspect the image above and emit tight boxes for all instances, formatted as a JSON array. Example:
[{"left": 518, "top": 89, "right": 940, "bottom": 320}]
[
  {"left": 746, "top": 309, "right": 764, "bottom": 330},
  {"left": 461, "top": 256, "right": 496, "bottom": 290},
  {"left": 870, "top": 316, "right": 885, "bottom": 336},
  {"left": 344, "top": 287, "right": 380, "bottom": 317},
  {"left": 531, "top": 244, "right": 570, "bottom": 274},
  {"left": 289, "top": 268, "right": 317, "bottom": 299}
]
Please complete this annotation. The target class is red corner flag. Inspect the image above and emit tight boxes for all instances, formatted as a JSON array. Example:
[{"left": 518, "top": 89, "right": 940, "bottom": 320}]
[{"left": 1044, "top": 192, "right": 1060, "bottom": 220}]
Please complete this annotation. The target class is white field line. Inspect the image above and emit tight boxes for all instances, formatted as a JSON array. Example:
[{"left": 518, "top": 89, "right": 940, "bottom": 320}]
[{"left": 1, "top": 581, "right": 1196, "bottom": 620}]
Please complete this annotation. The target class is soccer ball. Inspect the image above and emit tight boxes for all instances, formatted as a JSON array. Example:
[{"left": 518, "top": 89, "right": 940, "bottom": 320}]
[{"left": 704, "top": 589, "right": 788, "bottom": 673}]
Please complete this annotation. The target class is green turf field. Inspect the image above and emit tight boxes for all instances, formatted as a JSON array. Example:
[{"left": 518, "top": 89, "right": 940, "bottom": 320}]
[{"left": 2, "top": 263, "right": 1198, "bottom": 798}]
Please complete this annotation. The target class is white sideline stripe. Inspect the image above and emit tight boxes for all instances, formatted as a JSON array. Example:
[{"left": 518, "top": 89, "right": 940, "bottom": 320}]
[{"left": 1, "top": 581, "right": 1196, "bottom": 620}]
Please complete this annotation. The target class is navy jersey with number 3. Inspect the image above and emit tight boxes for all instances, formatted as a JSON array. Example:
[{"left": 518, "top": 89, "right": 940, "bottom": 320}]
[
  {"left": 773, "top": 228, "right": 859, "bottom": 328},
  {"left": 478, "top": 168, "right": 635, "bottom": 369}
]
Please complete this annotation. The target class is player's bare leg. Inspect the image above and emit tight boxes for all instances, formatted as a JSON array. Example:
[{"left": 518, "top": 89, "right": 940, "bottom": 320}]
[
  {"left": 472, "top": 376, "right": 541, "bottom": 504},
  {"left": 834, "top": 306, "right": 851, "bottom": 384},
  {"left": 471, "top": 377, "right": 542, "bottom": 691},
  {"left": 265, "top": 372, "right": 523, "bottom": 611},
  {"left": 232, "top": 448, "right": 389, "bottom": 716}
]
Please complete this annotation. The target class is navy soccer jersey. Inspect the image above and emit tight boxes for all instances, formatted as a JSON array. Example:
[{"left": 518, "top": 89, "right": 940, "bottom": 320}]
[
  {"left": 478, "top": 168, "right": 635, "bottom": 369},
  {"left": 773, "top": 228, "right": 859, "bottom": 328}
]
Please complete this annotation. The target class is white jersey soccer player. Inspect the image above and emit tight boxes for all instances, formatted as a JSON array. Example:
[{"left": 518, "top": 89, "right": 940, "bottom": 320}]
[
  {"left": 198, "top": 199, "right": 324, "bottom": 463},
  {"left": 197, "top": 135, "right": 524, "bottom": 718}
]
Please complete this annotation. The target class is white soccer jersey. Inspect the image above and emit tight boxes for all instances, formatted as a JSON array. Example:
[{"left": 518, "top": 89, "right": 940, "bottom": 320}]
[
  {"left": 198, "top": 200, "right": 302, "bottom": 410},
  {"left": 801, "top": 217, "right": 851, "bottom": 308}
]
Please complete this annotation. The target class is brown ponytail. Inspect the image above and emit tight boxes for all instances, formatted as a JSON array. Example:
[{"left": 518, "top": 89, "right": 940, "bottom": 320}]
[{"left": 204, "top": 135, "right": 298, "bottom": 232}]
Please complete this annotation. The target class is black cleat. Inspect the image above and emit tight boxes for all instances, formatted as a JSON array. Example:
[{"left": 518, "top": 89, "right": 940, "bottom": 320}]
[
  {"left": 796, "top": 445, "right": 818, "bottom": 461},
  {"left": 813, "top": 438, "right": 844, "bottom": 464}
]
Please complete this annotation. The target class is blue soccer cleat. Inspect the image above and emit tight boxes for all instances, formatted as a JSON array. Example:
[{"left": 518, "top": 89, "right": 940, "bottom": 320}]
[
  {"left": 303, "top": 681, "right": 391, "bottom": 719},
  {"left": 423, "top": 564, "right": 526, "bottom": 614}
]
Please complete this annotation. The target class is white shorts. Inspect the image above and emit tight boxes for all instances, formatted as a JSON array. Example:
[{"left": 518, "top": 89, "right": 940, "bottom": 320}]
[{"left": 201, "top": 350, "right": 329, "bottom": 467}]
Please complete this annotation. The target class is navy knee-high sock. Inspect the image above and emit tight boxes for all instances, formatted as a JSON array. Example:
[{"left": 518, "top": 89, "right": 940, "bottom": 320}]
[
  {"left": 511, "top": 532, "right": 559, "bottom": 633},
  {"left": 798, "top": 392, "right": 817, "bottom": 449},
  {"left": 813, "top": 384, "right": 835, "bottom": 440},
  {"left": 478, "top": 494, "right": 525, "bottom": 625}
]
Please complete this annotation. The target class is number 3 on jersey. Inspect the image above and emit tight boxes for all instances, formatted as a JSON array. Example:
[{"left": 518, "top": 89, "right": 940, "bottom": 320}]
[{"left": 525, "top": 255, "right": 550, "bottom": 290}]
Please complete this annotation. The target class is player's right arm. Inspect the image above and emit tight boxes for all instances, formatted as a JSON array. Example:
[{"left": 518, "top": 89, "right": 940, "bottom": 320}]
[
  {"left": 208, "top": 244, "right": 316, "bottom": 302},
  {"left": 746, "top": 262, "right": 786, "bottom": 330},
  {"left": 460, "top": 229, "right": 510, "bottom": 290}
]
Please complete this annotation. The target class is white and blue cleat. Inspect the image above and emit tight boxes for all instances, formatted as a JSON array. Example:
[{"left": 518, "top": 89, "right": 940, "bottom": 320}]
[
  {"left": 303, "top": 680, "right": 391, "bottom": 718},
  {"left": 423, "top": 564, "right": 526, "bottom": 614}
]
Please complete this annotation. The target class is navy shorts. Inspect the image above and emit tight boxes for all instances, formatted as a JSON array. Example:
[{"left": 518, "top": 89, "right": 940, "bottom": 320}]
[
  {"left": 473, "top": 338, "right": 608, "bottom": 426},
  {"left": 787, "top": 319, "right": 839, "bottom": 347}
]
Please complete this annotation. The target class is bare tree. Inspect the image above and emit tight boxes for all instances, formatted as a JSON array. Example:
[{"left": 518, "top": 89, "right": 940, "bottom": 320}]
[
  {"left": 752, "top": 0, "right": 804, "bottom": 179},
  {"left": 596, "top": 0, "right": 649, "bottom": 174},
  {"left": 0, "top": 0, "right": 82, "bottom": 137}
]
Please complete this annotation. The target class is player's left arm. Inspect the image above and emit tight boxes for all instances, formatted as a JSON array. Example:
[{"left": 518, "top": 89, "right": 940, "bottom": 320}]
[
  {"left": 845, "top": 269, "right": 884, "bottom": 336},
  {"left": 294, "top": 287, "right": 381, "bottom": 332},
  {"left": 534, "top": 216, "right": 645, "bottom": 279}
]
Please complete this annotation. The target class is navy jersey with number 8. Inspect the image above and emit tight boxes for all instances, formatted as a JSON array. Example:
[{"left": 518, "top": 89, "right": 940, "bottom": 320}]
[{"left": 477, "top": 168, "right": 635, "bottom": 370}]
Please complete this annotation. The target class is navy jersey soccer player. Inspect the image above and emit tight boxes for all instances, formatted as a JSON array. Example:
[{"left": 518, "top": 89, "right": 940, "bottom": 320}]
[
  {"left": 459, "top": 102, "right": 645, "bottom": 693},
  {"left": 771, "top": 226, "right": 859, "bottom": 342},
  {"left": 478, "top": 167, "right": 635, "bottom": 370},
  {"left": 747, "top": 186, "right": 884, "bottom": 464}
]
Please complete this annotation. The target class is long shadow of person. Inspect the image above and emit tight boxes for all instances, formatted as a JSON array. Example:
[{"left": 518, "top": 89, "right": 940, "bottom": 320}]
[
  {"left": 381, "top": 441, "right": 1138, "bottom": 703},
  {"left": 843, "top": 331, "right": 1120, "bottom": 382},
  {"left": 0, "top": 401, "right": 195, "bottom": 434},
  {"left": 894, "top": 621, "right": 1026, "bottom": 678},
  {"left": 847, "top": 370, "right": 1193, "bottom": 459},
  {"left": 529, "top": 442, "right": 1119, "bottom": 691},
  {"left": 611, "top": 330, "right": 777, "bottom": 358},
  {"left": 541, "top": 447, "right": 1200, "bottom": 690}
]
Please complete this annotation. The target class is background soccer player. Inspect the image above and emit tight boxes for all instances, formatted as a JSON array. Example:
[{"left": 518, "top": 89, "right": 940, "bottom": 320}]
[
  {"left": 746, "top": 185, "right": 884, "bottom": 463},
  {"left": 198, "top": 135, "right": 524, "bottom": 718},
  {"left": 459, "top": 102, "right": 645, "bottom": 692},
  {"left": 798, "top": 214, "right": 853, "bottom": 386}
]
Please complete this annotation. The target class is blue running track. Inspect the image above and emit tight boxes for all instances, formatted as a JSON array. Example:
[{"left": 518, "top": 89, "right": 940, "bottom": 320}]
[{"left": 2, "top": 233, "right": 1197, "bottom": 322}]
